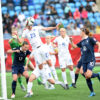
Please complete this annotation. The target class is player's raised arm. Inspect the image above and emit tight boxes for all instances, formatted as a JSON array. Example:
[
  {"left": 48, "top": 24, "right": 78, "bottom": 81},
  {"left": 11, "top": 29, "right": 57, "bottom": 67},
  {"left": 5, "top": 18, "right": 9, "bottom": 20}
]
[
  {"left": 70, "top": 37, "right": 78, "bottom": 49},
  {"left": 7, "top": 49, "right": 20, "bottom": 54},
  {"left": 41, "top": 23, "right": 61, "bottom": 31}
]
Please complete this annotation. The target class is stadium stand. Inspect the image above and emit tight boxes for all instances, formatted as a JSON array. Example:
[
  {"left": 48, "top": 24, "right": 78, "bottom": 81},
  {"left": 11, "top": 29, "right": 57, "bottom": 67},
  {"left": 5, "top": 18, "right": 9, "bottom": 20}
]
[{"left": 1, "top": 0, "right": 100, "bottom": 37}]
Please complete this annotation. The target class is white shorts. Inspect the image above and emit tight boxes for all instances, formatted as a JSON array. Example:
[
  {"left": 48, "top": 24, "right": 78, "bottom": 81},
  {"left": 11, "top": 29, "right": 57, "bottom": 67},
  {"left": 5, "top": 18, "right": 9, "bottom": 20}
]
[
  {"left": 32, "top": 64, "right": 53, "bottom": 80},
  {"left": 50, "top": 56, "right": 56, "bottom": 66},
  {"left": 31, "top": 45, "right": 51, "bottom": 65},
  {"left": 58, "top": 54, "right": 73, "bottom": 69}
]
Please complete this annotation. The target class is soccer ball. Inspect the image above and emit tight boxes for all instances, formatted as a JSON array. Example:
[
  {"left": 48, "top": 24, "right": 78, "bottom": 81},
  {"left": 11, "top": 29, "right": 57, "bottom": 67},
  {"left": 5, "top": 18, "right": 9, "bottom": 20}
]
[{"left": 26, "top": 17, "right": 34, "bottom": 26}]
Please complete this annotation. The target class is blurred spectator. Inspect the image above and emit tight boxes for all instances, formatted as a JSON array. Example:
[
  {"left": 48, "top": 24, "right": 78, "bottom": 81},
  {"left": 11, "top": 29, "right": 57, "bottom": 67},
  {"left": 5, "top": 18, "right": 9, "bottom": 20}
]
[
  {"left": 86, "top": 3, "right": 92, "bottom": 12},
  {"left": 66, "top": 25, "right": 73, "bottom": 35},
  {"left": 79, "top": 22, "right": 84, "bottom": 28},
  {"left": 3, "top": 30, "right": 12, "bottom": 40},
  {"left": 3, "top": 14, "right": 12, "bottom": 33},
  {"left": 90, "top": 26, "right": 96, "bottom": 33},
  {"left": 13, "top": 12, "right": 18, "bottom": 22},
  {"left": 85, "top": 20, "right": 92, "bottom": 30},
  {"left": 64, "top": 4, "right": 71, "bottom": 14},
  {"left": 92, "top": 3, "right": 99, "bottom": 13},
  {"left": 65, "top": 10, "right": 73, "bottom": 19},
  {"left": 18, "top": 12, "right": 25, "bottom": 23},
  {"left": 69, "top": 0, "right": 75, "bottom": 3},
  {"left": 81, "top": 8, "right": 88, "bottom": 19},
  {"left": 96, "top": 26, "right": 100, "bottom": 33},
  {"left": 72, "top": 24, "right": 81, "bottom": 35},
  {"left": 79, "top": 4, "right": 84, "bottom": 12},
  {"left": 73, "top": 9, "right": 81, "bottom": 25},
  {"left": 50, "top": 6, "right": 57, "bottom": 15}
]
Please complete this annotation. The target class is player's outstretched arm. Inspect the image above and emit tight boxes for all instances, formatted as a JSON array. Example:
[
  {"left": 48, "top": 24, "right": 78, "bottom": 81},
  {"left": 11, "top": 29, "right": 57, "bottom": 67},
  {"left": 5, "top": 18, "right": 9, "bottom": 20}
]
[
  {"left": 70, "top": 37, "right": 78, "bottom": 49},
  {"left": 7, "top": 49, "right": 20, "bottom": 54},
  {"left": 42, "top": 23, "right": 60, "bottom": 31},
  {"left": 96, "top": 42, "right": 100, "bottom": 52}
]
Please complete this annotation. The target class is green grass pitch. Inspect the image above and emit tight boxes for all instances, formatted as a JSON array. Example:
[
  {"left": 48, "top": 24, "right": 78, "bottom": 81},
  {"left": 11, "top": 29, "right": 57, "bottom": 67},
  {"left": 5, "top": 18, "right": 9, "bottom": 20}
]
[{"left": 0, "top": 67, "right": 100, "bottom": 100}]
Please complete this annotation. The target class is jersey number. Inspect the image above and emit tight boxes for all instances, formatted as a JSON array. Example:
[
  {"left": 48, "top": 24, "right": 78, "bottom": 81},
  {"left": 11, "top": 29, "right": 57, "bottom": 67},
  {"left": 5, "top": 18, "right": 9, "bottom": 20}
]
[{"left": 30, "top": 33, "right": 36, "bottom": 38}]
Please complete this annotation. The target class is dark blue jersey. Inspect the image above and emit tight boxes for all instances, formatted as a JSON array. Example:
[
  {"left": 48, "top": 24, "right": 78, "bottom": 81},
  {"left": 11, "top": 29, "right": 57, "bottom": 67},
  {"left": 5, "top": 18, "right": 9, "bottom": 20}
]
[
  {"left": 77, "top": 37, "right": 97, "bottom": 63},
  {"left": 12, "top": 47, "right": 31, "bottom": 66}
]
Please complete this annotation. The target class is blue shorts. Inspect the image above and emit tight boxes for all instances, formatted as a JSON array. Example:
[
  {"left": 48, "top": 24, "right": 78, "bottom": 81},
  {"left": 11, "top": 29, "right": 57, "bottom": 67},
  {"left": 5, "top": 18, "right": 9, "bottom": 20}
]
[
  {"left": 77, "top": 58, "right": 82, "bottom": 69},
  {"left": 82, "top": 61, "right": 95, "bottom": 73},
  {"left": 12, "top": 65, "right": 25, "bottom": 75}
]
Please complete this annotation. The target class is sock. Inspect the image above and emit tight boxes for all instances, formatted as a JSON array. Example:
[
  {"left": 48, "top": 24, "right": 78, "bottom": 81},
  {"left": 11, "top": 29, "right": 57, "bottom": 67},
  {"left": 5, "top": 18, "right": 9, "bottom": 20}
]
[
  {"left": 86, "top": 78, "right": 94, "bottom": 92},
  {"left": 62, "top": 71, "right": 67, "bottom": 84},
  {"left": 82, "top": 74, "right": 85, "bottom": 77},
  {"left": 91, "top": 73, "right": 99, "bottom": 78},
  {"left": 70, "top": 71, "right": 75, "bottom": 83},
  {"left": 50, "top": 67, "right": 58, "bottom": 81},
  {"left": 27, "top": 82, "right": 33, "bottom": 93},
  {"left": 26, "top": 77, "right": 29, "bottom": 84},
  {"left": 18, "top": 77, "right": 23, "bottom": 86},
  {"left": 75, "top": 74, "right": 79, "bottom": 84},
  {"left": 37, "top": 77, "right": 41, "bottom": 83},
  {"left": 12, "top": 81, "right": 17, "bottom": 94}
]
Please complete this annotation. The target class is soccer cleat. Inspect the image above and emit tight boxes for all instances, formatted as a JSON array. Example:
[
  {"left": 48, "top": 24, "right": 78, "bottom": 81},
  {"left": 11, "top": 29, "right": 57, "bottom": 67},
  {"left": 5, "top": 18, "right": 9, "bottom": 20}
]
[
  {"left": 72, "top": 83, "right": 76, "bottom": 88},
  {"left": 59, "top": 82, "right": 67, "bottom": 89},
  {"left": 97, "top": 72, "right": 100, "bottom": 81},
  {"left": 11, "top": 94, "right": 15, "bottom": 99},
  {"left": 65, "top": 84, "right": 69, "bottom": 90},
  {"left": 88, "top": 92, "right": 96, "bottom": 97},
  {"left": 24, "top": 93, "right": 31, "bottom": 98},
  {"left": 48, "top": 85, "right": 55, "bottom": 90},
  {"left": 20, "top": 84, "right": 26, "bottom": 91},
  {"left": 30, "top": 91, "right": 34, "bottom": 96}
]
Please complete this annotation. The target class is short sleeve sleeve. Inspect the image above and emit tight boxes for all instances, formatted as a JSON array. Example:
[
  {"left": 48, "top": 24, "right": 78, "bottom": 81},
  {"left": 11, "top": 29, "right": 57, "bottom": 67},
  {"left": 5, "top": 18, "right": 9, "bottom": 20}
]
[
  {"left": 77, "top": 42, "right": 82, "bottom": 48},
  {"left": 30, "top": 50, "right": 34, "bottom": 57},
  {"left": 26, "top": 50, "right": 31, "bottom": 56},
  {"left": 22, "top": 30, "right": 26, "bottom": 38},
  {"left": 53, "top": 38, "right": 58, "bottom": 43},
  {"left": 89, "top": 37, "right": 97, "bottom": 46}
]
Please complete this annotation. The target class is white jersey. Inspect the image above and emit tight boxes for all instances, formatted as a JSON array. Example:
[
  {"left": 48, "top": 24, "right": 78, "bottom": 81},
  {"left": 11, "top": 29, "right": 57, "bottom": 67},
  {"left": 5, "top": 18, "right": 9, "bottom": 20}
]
[
  {"left": 53, "top": 36, "right": 70, "bottom": 56},
  {"left": 22, "top": 26, "right": 43, "bottom": 50},
  {"left": 44, "top": 43, "right": 56, "bottom": 60}
]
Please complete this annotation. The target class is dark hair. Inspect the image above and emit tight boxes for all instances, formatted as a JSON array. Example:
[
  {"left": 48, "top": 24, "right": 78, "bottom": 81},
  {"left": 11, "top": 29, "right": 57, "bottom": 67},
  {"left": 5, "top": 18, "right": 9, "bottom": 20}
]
[
  {"left": 22, "top": 41, "right": 29, "bottom": 46},
  {"left": 81, "top": 28, "right": 93, "bottom": 37}
]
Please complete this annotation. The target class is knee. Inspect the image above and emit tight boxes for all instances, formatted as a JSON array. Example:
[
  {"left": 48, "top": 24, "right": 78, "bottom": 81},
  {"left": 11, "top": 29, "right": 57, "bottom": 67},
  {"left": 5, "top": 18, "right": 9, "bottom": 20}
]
[
  {"left": 69, "top": 66, "right": 73, "bottom": 71},
  {"left": 47, "top": 60, "right": 52, "bottom": 67},
  {"left": 75, "top": 69, "right": 80, "bottom": 74},
  {"left": 61, "top": 68, "right": 66, "bottom": 72}
]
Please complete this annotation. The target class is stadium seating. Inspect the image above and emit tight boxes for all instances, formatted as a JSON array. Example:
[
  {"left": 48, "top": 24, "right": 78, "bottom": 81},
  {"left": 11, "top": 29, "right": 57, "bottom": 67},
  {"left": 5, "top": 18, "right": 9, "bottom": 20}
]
[
  {"left": 88, "top": 12, "right": 94, "bottom": 18},
  {"left": 2, "top": 6, "right": 7, "bottom": 14},
  {"left": 9, "top": 10, "right": 15, "bottom": 17},
  {"left": 15, "top": 6, "right": 21, "bottom": 13},
  {"left": 23, "top": 11, "right": 29, "bottom": 18}
]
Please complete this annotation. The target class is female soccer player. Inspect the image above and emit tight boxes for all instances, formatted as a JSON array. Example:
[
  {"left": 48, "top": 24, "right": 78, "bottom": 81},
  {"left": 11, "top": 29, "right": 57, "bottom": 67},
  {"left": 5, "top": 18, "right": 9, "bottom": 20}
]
[
  {"left": 7, "top": 29, "right": 34, "bottom": 91},
  {"left": 53, "top": 28, "right": 75, "bottom": 89},
  {"left": 70, "top": 28, "right": 100, "bottom": 97},
  {"left": 10, "top": 41, "right": 31, "bottom": 98},
  {"left": 45, "top": 35, "right": 59, "bottom": 83}
]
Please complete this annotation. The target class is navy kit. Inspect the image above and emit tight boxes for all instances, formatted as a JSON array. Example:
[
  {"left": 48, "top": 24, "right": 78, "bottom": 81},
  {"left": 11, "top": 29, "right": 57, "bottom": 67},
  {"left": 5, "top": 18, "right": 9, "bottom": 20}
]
[
  {"left": 77, "top": 37, "right": 97, "bottom": 72},
  {"left": 12, "top": 47, "right": 31, "bottom": 74}
]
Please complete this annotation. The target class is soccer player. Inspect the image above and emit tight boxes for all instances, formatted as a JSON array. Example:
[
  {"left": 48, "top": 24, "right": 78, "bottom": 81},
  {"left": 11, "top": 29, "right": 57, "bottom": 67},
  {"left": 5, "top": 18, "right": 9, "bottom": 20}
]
[
  {"left": 10, "top": 41, "right": 31, "bottom": 98},
  {"left": 70, "top": 28, "right": 100, "bottom": 97},
  {"left": 53, "top": 28, "right": 75, "bottom": 89},
  {"left": 7, "top": 29, "right": 34, "bottom": 91},
  {"left": 45, "top": 35, "right": 59, "bottom": 83}
]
